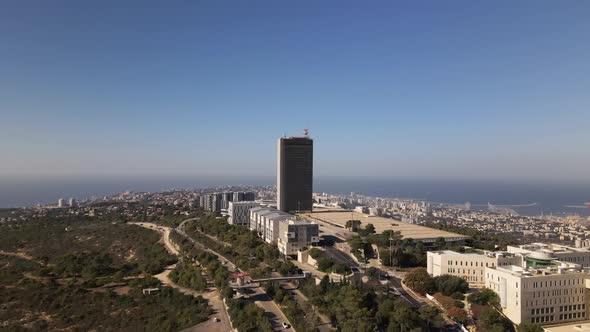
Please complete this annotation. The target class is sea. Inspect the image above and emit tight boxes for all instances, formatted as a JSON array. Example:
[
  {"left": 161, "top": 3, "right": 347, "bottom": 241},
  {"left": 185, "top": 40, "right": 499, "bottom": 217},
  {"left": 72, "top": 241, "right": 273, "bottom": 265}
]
[{"left": 0, "top": 176, "right": 588, "bottom": 217}]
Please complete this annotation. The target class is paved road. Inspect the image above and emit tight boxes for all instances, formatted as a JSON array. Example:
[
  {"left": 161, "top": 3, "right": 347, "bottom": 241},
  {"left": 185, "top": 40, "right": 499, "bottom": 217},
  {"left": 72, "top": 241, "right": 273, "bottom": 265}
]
[
  {"left": 278, "top": 279, "right": 334, "bottom": 331},
  {"left": 325, "top": 247, "right": 359, "bottom": 269},
  {"left": 177, "top": 218, "right": 295, "bottom": 332}
]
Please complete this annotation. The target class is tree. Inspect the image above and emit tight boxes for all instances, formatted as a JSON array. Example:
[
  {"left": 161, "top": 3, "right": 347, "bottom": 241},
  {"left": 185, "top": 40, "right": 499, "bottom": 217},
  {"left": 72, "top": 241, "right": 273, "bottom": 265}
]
[
  {"left": 418, "top": 305, "right": 444, "bottom": 330},
  {"left": 478, "top": 308, "right": 515, "bottom": 332},
  {"left": 365, "top": 223, "right": 376, "bottom": 235},
  {"left": 467, "top": 288, "right": 500, "bottom": 307},
  {"left": 432, "top": 274, "right": 469, "bottom": 296},
  {"left": 447, "top": 307, "right": 468, "bottom": 324},
  {"left": 403, "top": 267, "right": 434, "bottom": 295},
  {"left": 345, "top": 220, "right": 361, "bottom": 232},
  {"left": 434, "top": 237, "right": 447, "bottom": 249},
  {"left": 517, "top": 322, "right": 543, "bottom": 332}
]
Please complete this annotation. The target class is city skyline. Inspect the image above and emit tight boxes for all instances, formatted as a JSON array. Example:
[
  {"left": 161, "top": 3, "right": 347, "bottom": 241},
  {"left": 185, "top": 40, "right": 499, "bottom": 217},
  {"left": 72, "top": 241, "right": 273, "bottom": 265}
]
[{"left": 2, "top": 1, "right": 590, "bottom": 181}]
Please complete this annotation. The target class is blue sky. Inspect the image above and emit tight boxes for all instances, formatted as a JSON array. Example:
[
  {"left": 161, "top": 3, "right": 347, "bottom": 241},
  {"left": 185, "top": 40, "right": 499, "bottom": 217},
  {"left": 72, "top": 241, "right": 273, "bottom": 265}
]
[{"left": 1, "top": 1, "right": 589, "bottom": 181}]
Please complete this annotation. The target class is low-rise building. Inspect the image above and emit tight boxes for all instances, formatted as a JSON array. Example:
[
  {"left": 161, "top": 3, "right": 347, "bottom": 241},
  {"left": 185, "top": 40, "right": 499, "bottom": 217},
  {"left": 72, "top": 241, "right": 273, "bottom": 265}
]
[
  {"left": 485, "top": 262, "right": 590, "bottom": 325},
  {"left": 507, "top": 243, "right": 590, "bottom": 268},
  {"left": 277, "top": 219, "right": 319, "bottom": 256},
  {"left": 227, "top": 201, "right": 259, "bottom": 226},
  {"left": 427, "top": 250, "right": 520, "bottom": 287}
]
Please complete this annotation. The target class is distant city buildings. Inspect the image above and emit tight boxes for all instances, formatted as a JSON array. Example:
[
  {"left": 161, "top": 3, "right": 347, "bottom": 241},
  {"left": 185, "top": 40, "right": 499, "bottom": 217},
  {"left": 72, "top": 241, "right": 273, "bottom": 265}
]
[
  {"left": 57, "top": 198, "right": 65, "bottom": 208},
  {"left": 199, "top": 191, "right": 256, "bottom": 213},
  {"left": 277, "top": 134, "right": 313, "bottom": 213},
  {"left": 68, "top": 197, "right": 76, "bottom": 207}
]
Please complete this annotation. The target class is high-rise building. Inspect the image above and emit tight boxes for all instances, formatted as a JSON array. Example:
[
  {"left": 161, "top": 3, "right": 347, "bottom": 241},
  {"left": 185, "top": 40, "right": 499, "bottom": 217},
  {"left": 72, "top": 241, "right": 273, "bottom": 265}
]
[
  {"left": 277, "top": 133, "right": 313, "bottom": 213},
  {"left": 57, "top": 198, "right": 65, "bottom": 208},
  {"left": 68, "top": 197, "right": 77, "bottom": 207}
]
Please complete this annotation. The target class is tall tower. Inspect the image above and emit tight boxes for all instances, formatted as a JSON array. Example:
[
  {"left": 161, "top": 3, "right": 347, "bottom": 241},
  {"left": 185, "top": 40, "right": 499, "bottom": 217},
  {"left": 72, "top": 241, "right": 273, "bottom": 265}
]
[{"left": 277, "top": 130, "right": 313, "bottom": 212}]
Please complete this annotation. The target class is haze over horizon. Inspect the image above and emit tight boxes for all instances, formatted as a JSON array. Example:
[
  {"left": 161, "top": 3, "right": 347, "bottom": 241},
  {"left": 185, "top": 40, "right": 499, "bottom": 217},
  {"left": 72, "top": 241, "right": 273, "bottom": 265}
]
[{"left": 2, "top": 1, "right": 589, "bottom": 182}]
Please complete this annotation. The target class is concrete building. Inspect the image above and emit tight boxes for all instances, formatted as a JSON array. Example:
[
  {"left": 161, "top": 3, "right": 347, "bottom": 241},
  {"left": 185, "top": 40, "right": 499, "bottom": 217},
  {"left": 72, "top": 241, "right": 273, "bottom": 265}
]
[
  {"left": 277, "top": 219, "right": 320, "bottom": 256},
  {"left": 249, "top": 207, "right": 292, "bottom": 243},
  {"left": 232, "top": 191, "right": 256, "bottom": 202},
  {"left": 485, "top": 261, "right": 590, "bottom": 325},
  {"left": 249, "top": 206, "right": 319, "bottom": 253},
  {"left": 508, "top": 243, "right": 590, "bottom": 268},
  {"left": 427, "top": 250, "right": 520, "bottom": 287},
  {"left": 228, "top": 201, "right": 259, "bottom": 226},
  {"left": 277, "top": 134, "right": 313, "bottom": 213},
  {"left": 221, "top": 192, "right": 233, "bottom": 210},
  {"left": 68, "top": 197, "right": 77, "bottom": 207},
  {"left": 57, "top": 198, "right": 65, "bottom": 208}
]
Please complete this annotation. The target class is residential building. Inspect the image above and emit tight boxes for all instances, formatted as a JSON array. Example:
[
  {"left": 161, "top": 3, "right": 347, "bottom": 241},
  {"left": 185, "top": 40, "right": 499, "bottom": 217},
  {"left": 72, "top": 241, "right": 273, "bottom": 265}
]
[
  {"left": 277, "top": 134, "right": 313, "bottom": 213},
  {"left": 228, "top": 201, "right": 259, "bottom": 226}
]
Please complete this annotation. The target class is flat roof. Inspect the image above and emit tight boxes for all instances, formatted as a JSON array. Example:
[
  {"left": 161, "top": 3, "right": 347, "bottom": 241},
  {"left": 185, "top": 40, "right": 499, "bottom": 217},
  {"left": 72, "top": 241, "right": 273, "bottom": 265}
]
[
  {"left": 544, "top": 321, "right": 590, "bottom": 332},
  {"left": 299, "top": 208, "right": 468, "bottom": 242}
]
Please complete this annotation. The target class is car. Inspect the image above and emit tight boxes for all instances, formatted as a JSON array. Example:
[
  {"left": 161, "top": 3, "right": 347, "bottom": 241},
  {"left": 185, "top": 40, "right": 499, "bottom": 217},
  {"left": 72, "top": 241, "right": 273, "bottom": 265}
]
[{"left": 282, "top": 322, "right": 290, "bottom": 329}]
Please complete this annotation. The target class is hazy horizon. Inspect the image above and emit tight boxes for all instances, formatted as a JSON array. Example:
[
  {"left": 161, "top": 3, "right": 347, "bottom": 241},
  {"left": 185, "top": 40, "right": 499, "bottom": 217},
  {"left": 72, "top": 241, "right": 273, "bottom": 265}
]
[{"left": 2, "top": 1, "right": 590, "bottom": 182}]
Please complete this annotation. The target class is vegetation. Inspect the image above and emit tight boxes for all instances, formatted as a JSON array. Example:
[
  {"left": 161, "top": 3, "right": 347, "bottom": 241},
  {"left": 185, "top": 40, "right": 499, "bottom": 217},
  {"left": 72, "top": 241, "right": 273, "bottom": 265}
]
[
  {"left": 403, "top": 267, "right": 434, "bottom": 295},
  {"left": 169, "top": 259, "right": 207, "bottom": 291},
  {"left": 170, "top": 228, "right": 275, "bottom": 331},
  {"left": 308, "top": 248, "right": 349, "bottom": 274},
  {"left": 477, "top": 307, "right": 515, "bottom": 332},
  {"left": 0, "top": 218, "right": 210, "bottom": 331},
  {"left": 517, "top": 322, "right": 544, "bottom": 332},
  {"left": 467, "top": 288, "right": 500, "bottom": 307},
  {"left": 298, "top": 275, "right": 446, "bottom": 331},
  {"left": 425, "top": 221, "right": 519, "bottom": 250},
  {"left": 403, "top": 268, "right": 469, "bottom": 297},
  {"left": 184, "top": 213, "right": 297, "bottom": 275},
  {"left": 1, "top": 277, "right": 211, "bottom": 331},
  {"left": 0, "top": 219, "right": 176, "bottom": 275}
]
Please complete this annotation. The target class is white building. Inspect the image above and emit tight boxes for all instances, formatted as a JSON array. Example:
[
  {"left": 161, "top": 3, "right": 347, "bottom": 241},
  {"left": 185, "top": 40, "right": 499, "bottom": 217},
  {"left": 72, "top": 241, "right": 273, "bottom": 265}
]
[
  {"left": 249, "top": 206, "right": 319, "bottom": 254},
  {"left": 249, "top": 207, "right": 291, "bottom": 242},
  {"left": 277, "top": 219, "right": 319, "bottom": 256},
  {"left": 485, "top": 261, "right": 590, "bottom": 325},
  {"left": 227, "top": 201, "right": 259, "bottom": 226},
  {"left": 507, "top": 243, "right": 590, "bottom": 268},
  {"left": 427, "top": 250, "right": 520, "bottom": 287},
  {"left": 57, "top": 198, "right": 65, "bottom": 208}
]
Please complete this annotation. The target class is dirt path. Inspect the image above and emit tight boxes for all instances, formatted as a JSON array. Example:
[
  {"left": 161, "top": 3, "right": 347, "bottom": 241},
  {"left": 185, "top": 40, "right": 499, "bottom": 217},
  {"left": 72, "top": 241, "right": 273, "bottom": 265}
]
[
  {"left": 129, "top": 222, "right": 180, "bottom": 255},
  {"left": 131, "top": 222, "right": 233, "bottom": 332}
]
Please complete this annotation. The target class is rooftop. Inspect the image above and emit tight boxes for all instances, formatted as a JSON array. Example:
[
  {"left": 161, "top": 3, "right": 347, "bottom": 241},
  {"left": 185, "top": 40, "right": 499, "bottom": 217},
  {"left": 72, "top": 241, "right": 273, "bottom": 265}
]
[
  {"left": 299, "top": 207, "right": 468, "bottom": 242},
  {"left": 494, "top": 262, "right": 587, "bottom": 277}
]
